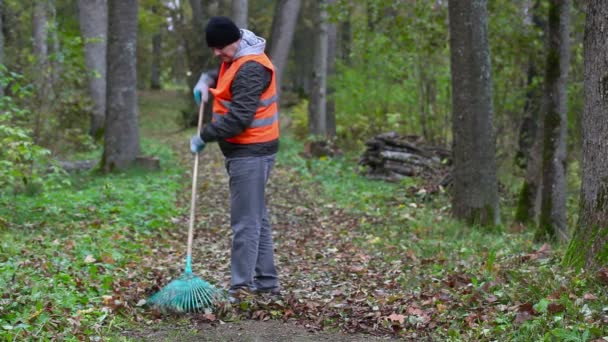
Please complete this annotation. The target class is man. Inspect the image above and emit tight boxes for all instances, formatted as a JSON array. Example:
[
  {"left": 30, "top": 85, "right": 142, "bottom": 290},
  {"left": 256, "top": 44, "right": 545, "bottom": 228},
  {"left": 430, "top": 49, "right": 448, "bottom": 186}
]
[{"left": 189, "top": 16, "right": 280, "bottom": 297}]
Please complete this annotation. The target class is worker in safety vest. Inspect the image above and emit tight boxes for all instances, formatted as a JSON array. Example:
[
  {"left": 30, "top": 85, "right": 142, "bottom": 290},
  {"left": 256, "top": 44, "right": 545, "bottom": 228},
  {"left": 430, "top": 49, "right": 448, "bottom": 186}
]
[{"left": 190, "top": 16, "right": 280, "bottom": 298}]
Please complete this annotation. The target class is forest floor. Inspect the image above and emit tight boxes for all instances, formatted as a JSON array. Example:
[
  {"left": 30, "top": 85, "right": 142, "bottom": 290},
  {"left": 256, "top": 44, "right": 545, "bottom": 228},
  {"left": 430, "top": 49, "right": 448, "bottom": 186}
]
[
  {"left": 120, "top": 99, "right": 409, "bottom": 341},
  {"left": 2, "top": 91, "right": 606, "bottom": 341},
  {"left": 118, "top": 91, "right": 608, "bottom": 341}
]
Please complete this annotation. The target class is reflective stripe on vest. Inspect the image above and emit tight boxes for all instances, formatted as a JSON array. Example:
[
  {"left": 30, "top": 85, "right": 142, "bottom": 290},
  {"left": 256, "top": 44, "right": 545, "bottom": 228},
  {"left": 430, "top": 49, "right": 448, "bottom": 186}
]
[
  {"left": 213, "top": 111, "right": 279, "bottom": 128},
  {"left": 219, "top": 94, "right": 279, "bottom": 109},
  {"left": 209, "top": 53, "right": 279, "bottom": 145}
]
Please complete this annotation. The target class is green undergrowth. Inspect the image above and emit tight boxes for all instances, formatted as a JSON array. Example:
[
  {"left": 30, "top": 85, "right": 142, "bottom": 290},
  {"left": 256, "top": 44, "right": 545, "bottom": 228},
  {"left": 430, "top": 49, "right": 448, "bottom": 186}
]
[
  {"left": 0, "top": 139, "right": 182, "bottom": 341},
  {"left": 277, "top": 133, "right": 608, "bottom": 341}
]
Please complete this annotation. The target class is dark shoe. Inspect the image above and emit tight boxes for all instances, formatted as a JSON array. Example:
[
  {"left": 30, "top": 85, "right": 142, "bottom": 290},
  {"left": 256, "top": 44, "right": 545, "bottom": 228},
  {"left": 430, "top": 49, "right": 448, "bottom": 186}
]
[{"left": 254, "top": 287, "right": 282, "bottom": 296}]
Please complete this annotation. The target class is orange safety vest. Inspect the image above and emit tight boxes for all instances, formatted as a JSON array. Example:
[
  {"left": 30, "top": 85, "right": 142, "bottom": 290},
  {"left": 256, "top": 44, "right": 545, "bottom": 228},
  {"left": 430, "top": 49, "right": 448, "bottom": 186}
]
[{"left": 209, "top": 53, "right": 279, "bottom": 144}]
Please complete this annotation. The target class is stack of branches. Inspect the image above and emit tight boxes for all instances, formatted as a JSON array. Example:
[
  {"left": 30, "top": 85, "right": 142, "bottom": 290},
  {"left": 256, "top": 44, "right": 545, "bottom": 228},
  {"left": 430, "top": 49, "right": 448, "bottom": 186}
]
[{"left": 360, "top": 132, "right": 451, "bottom": 186}]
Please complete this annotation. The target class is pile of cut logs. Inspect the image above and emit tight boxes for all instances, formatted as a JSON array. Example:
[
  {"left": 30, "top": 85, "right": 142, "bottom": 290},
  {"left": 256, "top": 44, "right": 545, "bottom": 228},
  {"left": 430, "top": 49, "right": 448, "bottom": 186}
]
[{"left": 360, "top": 132, "right": 451, "bottom": 184}]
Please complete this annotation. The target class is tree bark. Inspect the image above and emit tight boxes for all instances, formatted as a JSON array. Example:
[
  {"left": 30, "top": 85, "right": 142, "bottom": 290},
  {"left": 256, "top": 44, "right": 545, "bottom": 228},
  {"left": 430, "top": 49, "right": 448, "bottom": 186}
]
[
  {"left": 563, "top": 0, "right": 608, "bottom": 270},
  {"left": 232, "top": 0, "right": 247, "bottom": 28},
  {"left": 33, "top": 1, "right": 48, "bottom": 66},
  {"left": 448, "top": 0, "right": 499, "bottom": 226},
  {"left": 0, "top": 0, "right": 4, "bottom": 98},
  {"left": 32, "top": 0, "right": 49, "bottom": 144},
  {"left": 537, "top": 0, "right": 570, "bottom": 242},
  {"left": 189, "top": 0, "right": 205, "bottom": 33},
  {"left": 326, "top": 0, "right": 337, "bottom": 138},
  {"left": 150, "top": 32, "right": 162, "bottom": 89},
  {"left": 308, "top": 0, "right": 328, "bottom": 137},
  {"left": 515, "top": 0, "right": 545, "bottom": 225},
  {"left": 49, "top": 0, "right": 60, "bottom": 87},
  {"left": 102, "top": 0, "right": 140, "bottom": 172},
  {"left": 268, "top": 0, "right": 301, "bottom": 93},
  {"left": 78, "top": 0, "right": 108, "bottom": 138}
]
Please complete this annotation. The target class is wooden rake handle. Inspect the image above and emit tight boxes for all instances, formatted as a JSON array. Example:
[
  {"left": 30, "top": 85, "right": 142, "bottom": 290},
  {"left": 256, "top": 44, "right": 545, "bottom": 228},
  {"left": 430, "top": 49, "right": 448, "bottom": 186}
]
[{"left": 186, "top": 102, "right": 205, "bottom": 273}]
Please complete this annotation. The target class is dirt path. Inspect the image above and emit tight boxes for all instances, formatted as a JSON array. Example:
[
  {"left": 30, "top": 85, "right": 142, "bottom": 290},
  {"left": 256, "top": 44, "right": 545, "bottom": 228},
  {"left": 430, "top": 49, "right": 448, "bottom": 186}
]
[{"left": 121, "top": 131, "right": 426, "bottom": 341}]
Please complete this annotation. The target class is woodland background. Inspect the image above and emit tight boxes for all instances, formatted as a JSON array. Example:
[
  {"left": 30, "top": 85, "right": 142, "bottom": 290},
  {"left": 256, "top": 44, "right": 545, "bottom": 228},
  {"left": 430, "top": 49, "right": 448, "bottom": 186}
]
[{"left": 1, "top": 0, "right": 607, "bottom": 340}]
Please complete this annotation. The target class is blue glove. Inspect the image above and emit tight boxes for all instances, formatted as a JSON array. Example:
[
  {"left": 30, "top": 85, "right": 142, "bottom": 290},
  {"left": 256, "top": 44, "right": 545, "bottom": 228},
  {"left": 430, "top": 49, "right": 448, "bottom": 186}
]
[
  {"left": 193, "top": 89, "right": 202, "bottom": 105},
  {"left": 193, "top": 74, "right": 210, "bottom": 105},
  {"left": 190, "top": 135, "right": 205, "bottom": 154}
]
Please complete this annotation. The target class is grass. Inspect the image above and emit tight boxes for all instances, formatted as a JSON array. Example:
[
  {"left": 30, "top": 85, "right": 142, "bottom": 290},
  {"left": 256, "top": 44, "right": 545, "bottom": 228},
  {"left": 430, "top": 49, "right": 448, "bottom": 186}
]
[
  {"left": 277, "top": 132, "right": 608, "bottom": 341},
  {"left": 0, "top": 93, "right": 186, "bottom": 341},
  {"left": 0, "top": 143, "right": 182, "bottom": 340},
  {"left": 1, "top": 90, "right": 606, "bottom": 340}
]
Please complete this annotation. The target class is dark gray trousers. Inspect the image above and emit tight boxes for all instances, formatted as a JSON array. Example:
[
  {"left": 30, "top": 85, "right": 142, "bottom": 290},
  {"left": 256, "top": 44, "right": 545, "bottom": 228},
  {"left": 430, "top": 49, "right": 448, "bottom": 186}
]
[{"left": 225, "top": 154, "right": 278, "bottom": 291}]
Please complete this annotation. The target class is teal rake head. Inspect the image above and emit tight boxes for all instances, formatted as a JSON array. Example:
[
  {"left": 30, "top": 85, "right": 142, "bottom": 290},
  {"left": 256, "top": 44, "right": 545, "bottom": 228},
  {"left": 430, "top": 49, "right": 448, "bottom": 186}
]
[{"left": 148, "top": 259, "right": 225, "bottom": 313}]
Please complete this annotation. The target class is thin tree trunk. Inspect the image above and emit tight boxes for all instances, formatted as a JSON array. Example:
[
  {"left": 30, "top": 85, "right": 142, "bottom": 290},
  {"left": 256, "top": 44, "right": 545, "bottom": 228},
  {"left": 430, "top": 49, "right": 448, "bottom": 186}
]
[
  {"left": 515, "top": 0, "right": 545, "bottom": 225},
  {"left": 33, "top": 1, "right": 48, "bottom": 66},
  {"left": 537, "top": 0, "right": 570, "bottom": 242},
  {"left": 102, "top": 0, "right": 140, "bottom": 172},
  {"left": 448, "top": 0, "right": 499, "bottom": 226},
  {"left": 563, "top": 0, "right": 608, "bottom": 270},
  {"left": 32, "top": 0, "right": 49, "bottom": 144},
  {"left": 339, "top": 9, "right": 351, "bottom": 64},
  {"left": 189, "top": 0, "right": 205, "bottom": 33},
  {"left": 78, "top": 0, "right": 107, "bottom": 138},
  {"left": 232, "top": 0, "right": 247, "bottom": 28},
  {"left": 151, "top": 32, "right": 162, "bottom": 89},
  {"left": 0, "top": 0, "right": 4, "bottom": 98},
  {"left": 308, "top": 0, "right": 328, "bottom": 137},
  {"left": 49, "top": 0, "right": 60, "bottom": 87},
  {"left": 326, "top": 0, "right": 337, "bottom": 138},
  {"left": 268, "top": 0, "right": 301, "bottom": 93}
]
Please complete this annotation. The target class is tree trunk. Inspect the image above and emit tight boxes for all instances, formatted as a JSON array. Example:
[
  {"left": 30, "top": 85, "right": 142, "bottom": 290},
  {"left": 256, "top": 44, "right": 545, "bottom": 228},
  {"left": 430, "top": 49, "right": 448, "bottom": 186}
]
[
  {"left": 268, "top": 0, "right": 301, "bottom": 93},
  {"left": 563, "top": 0, "right": 608, "bottom": 270},
  {"left": 232, "top": 0, "right": 247, "bottom": 28},
  {"left": 339, "top": 9, "right": 351, "bottom": 64},
  {"left": 32, "top": 0, "right": 50, "bottom": 144},
  {"left": 78, "top": 0, "right": 107, "bottom": 139},
  {"left": 189, "top": 0, "right": 205, "bottom": 33},
  {"left": 49, "top": 0, "right": 61, "bottom": 87},
  {"left": 102, "top": 0, "right": 140, "bottom": 172},
  {"left": 150, "top": 32, "right": 161, "bottom": 89},
  {"left": 33, "top": 1, "right": 48, "bottom": 66},
  {"left": 184, "top": 0, "right": 215, "bottom": 126},
  {"left": 448, "top": 0, "right": 499, "bottom": 226},
  {"left": 0, "top": 0, "right": 4, "bottom": 98},
  {"left": 515, "top": 0, "right": 545, "bottom": 225},
  {"left": 326, "top": 0, "right": 337, "bottom": 138},
  {"left": 537, "top": 0, "right": 570, "bottom": 242},
  {"left": 308, "top": 0, "right": 328, "bottom": 137}
]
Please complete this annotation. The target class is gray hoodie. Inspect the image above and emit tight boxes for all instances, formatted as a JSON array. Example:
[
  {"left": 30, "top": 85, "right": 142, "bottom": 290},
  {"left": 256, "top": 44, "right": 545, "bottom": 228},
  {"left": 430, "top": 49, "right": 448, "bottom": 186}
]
[{"left": 200, "top": 29, "right": 278, "bottom": 158}]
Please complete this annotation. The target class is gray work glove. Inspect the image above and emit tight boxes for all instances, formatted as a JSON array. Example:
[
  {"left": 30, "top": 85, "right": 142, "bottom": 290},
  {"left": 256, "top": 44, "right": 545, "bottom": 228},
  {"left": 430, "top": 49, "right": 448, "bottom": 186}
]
[{"left": 190, "top": 135, "right": 205, "bottom": 154}]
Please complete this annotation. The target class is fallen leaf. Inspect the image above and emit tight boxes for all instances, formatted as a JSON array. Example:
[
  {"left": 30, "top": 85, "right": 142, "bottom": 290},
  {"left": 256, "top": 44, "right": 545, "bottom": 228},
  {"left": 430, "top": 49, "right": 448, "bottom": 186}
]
[
  {"left": 84, "top": 255, "right": 96, "bottom": 263},
  {"left": 597, "top": 268, "right": 608, "bottom": 286},
  {"left": 547, "top": 303, "right": 565, "bottom": 314},
  {"left": 514, "top": 311, "right": 532, "bottom": 325},
  {"left": 101, "top": 254, "right": 115, "bottom": 264},
  {"left": 583, "top": 293, "right": 597, "bottom": 300},
  {"left": 387, "top": 313, "right": 405, "bottom": 324}
]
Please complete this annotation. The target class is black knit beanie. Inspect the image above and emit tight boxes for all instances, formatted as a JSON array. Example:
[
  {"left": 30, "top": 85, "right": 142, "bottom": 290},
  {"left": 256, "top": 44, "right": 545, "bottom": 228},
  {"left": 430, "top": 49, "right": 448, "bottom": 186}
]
[{"left": 205, "top": 16, "right": 241, "bottom": 48}]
